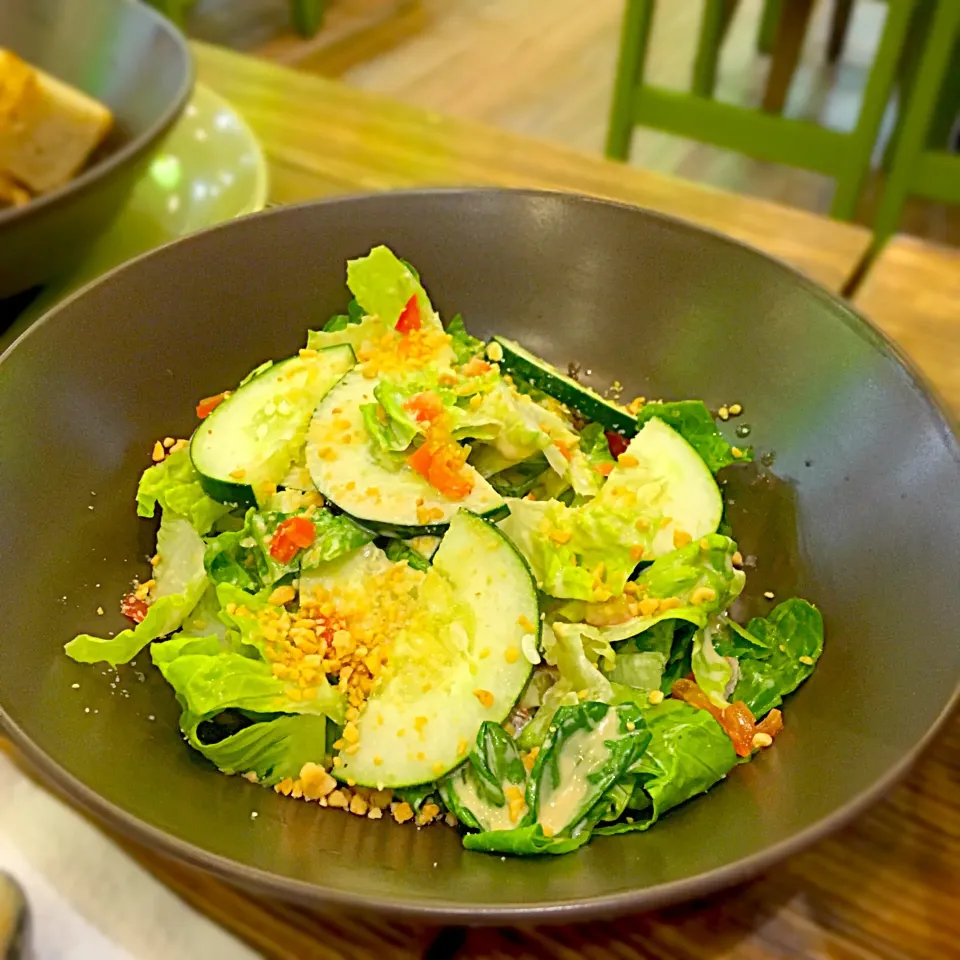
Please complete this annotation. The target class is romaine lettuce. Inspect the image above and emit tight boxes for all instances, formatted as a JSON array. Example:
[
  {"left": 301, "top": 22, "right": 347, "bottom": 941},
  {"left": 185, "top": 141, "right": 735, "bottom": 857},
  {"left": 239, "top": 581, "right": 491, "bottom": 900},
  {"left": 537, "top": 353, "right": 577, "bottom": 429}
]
[
  {"left": 635, "top": 400, "right": 752, "bottom": 473},
  {"left": 346, "top": 245, "right": 436, "bottom": 328},
  {"left": 65, "top": 512, "right": 207, "bottom": 666},
  {"left": 136, "top": 447, "right": 231, "bottom": 534},
  {"left": 182, "top": 713, "right": 330, "bottom": 786},
  {"left": 731, "top": 598, "right": 824, "bottom": 717},
  {"left": 594, "top": 699, "right": 737, "bottom": 834}
]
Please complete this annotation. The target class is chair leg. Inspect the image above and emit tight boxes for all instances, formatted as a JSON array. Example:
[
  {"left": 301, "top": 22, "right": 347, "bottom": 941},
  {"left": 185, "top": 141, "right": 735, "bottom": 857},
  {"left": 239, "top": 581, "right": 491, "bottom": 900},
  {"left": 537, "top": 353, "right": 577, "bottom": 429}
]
[
  {"left": 762, "top": 0, "right": 816, "bottom": 114},
  {"left": 606, "top": 0, "right": 656, "bottom": 161},
  {"left": 289, "top": 0, "right": 327, "bottom": 38},
  {"left": 874, "top": 0, "right": 960, "bottom": 237},
  {"left": 826, "top": 0, "right": 854, "bottom": 63},
  {"left": 882, "top": 0, "right": 934, "bottom": 172},
  {"left": 692, "top": 0, "right": 740, "bottom": 98},
  {"left": 756, "top": 0, "right": 781, "bottom": 55}
]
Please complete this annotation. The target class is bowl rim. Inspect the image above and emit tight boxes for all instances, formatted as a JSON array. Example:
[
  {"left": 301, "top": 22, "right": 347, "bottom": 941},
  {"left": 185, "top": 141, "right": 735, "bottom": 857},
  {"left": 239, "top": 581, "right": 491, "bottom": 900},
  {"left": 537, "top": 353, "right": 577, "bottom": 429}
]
[
  {"left": 0, "top": 0, "right": 194, "bottom": 228},
  {"left": 2, "top": 188, "right": 959, "bottom": 923}
]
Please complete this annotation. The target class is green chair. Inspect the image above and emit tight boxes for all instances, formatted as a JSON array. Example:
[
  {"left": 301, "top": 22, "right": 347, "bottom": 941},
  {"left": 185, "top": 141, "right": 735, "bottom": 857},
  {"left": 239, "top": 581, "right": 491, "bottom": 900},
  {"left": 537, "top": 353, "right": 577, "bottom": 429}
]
[
  {"left": 874, "top": 0, "right": 960, "bottom": 238},
  {"left": 607, "top": 0, "right": 918, "bottom": 219},
  {"left": 147, "top": 0, "right": 328, "bottom": 38}
]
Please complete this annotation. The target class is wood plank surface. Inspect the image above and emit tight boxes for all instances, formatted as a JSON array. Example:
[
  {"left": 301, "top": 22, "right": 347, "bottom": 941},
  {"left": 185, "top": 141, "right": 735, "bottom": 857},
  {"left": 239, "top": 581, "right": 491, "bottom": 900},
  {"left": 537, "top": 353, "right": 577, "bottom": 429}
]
[
  {"left": 192, "top": 41, "right": 872, "bottom": 293},
  {"left": 853, "top": 235, "right": 960, "bottom": 416}
]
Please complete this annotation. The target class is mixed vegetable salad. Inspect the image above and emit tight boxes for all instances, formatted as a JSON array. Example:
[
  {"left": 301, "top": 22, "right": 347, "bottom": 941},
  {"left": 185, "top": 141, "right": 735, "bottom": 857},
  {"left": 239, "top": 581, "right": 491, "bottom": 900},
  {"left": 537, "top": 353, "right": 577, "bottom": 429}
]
[{"left": 65, "top": 246, "right": 823, "bottom": 855}]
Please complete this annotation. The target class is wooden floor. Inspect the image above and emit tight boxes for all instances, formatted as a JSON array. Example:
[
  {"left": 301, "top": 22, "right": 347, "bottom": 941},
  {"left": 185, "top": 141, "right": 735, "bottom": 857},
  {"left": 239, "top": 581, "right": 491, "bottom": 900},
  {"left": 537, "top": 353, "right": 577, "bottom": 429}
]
[{"left": 188, "top": 0, "right": 959, "bottom": 244}]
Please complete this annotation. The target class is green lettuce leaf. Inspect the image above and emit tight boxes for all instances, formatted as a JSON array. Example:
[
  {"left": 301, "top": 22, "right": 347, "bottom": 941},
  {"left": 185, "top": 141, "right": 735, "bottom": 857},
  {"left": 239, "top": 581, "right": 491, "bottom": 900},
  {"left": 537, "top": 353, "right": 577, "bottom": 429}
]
[
  {"left": 635, "top": 401, "right": 751, "bottom": 473},
  {"left": 467, "top": 702, "right": 649, "bottom": 855},
  {"left": 322, "top": 298, "right": 365, "bottom": 333},
  {"left": 691, "top": 617, "right": 736, "bottom": 707},
  {"left": 517, "top": 622, "right": 615, "bottom": 748},
  {"left": 607, "top": 651, "right": 665, "bottom": 691},
  {"left": 307, "top": 315, "right": 388, "bottom": 354},
  {"left": 346, "top": 245, "right": 436, "bottom": 328},
  {"left": 183, "top": 713, "right": 330, "bottom": 786},
  {"left": 136, "top": 447, "right": 231, "bottom": 534},
  {"left": 732, "top": 598, "right": 824, "bottom": 717},
  {"left": 383, "top": 538, "right": 432, "bottom": 572},
  {"left": 299, "top": 512, "right": 374, "bottom": 569},
  {"left": 579, "top": 422, "right": 614, "bottom": 471},
  {"left": 204, "top": 520, "right": 262, "bottom": 592},
  {"left": 462, "top": 824, "right": 591, "bottom": 856},
  {"left": 65, "top": 513, "right": 207, "bottom": 666},
  {"left": 361, "top": 381, "right": 420, "bottom": 454},
  {"left": 594, "top": 699, "right": 737, "bottom": 834},
  {"left": 151, "top": 630, "right": 344, "bottom": 724},
  {"left": 487, "top": 453, "right": 551, "bottom": 499},
  {"left": 441, "top": 722, "right": 527, "bottom": 832},
  {"left": 447, "top": 314, "right": 484, "bottom": 364}
]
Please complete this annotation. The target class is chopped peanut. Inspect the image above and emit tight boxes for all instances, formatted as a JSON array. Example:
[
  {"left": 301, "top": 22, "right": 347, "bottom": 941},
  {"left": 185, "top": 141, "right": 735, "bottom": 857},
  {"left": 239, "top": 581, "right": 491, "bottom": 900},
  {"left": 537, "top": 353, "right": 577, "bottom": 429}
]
[
  {"left": 473, "top": 689, "right": 494, "bottom": 708},
  {"left": 673, "top": 530, "right": 692, "bottom": 548},
  {"left": 268, "top": 585, "right": 296, "bottom": 606}
]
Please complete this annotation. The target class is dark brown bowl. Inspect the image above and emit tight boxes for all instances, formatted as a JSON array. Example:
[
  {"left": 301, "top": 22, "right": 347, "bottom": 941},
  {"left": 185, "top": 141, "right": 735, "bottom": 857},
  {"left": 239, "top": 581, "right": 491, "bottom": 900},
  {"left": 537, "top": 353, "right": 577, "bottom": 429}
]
[
  {"left": 1, "top": 190, "right": 959, "bottom": 922},
  {"left": 0, "top": 0, "right": 193, "bottom": 298}
]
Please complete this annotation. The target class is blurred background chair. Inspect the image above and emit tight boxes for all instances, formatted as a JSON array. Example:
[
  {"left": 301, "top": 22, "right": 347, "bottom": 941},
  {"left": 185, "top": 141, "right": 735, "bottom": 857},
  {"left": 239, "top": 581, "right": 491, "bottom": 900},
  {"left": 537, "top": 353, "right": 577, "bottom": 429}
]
[
  {"left": 147, "top": 0, "right": 328, "bottom": 37},
  {"left": 874, "top": 0, "right": 960, "bottom": 237},
  {"left": 606, "top": 0, "right": 920, "bottom": 220}
]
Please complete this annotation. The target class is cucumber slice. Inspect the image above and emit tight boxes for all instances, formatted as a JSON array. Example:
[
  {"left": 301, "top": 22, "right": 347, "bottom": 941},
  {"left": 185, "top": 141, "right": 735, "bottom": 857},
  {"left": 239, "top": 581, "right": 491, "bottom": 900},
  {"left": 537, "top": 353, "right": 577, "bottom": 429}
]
[
  {"left": 615, "top": 417, "right": 722, "bottom": 556},
  {"left": 191, "top": 345, "right": 355, "bottom": 506},
  {"left": 493, "top": 336, "right": 636, "bottom": 434},
  {"left": 305, "top": 370, "right": 506, "bottom": 535},
  {"left": 336, "top": 510, "right": 538, "bottom": 788}
]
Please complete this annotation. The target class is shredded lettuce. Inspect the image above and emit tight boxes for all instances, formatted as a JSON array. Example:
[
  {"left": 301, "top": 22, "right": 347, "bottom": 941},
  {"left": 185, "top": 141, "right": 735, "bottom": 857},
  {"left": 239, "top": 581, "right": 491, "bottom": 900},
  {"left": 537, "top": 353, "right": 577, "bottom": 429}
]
[
  {"left": 136, "top": 448, "right": 231, "bottom": 534},
  {"left": 65, "top": 513, "right": 207, "bottom": 666},
  {"left": 691, "top": 617, "right": 737, "bottom": 707}
]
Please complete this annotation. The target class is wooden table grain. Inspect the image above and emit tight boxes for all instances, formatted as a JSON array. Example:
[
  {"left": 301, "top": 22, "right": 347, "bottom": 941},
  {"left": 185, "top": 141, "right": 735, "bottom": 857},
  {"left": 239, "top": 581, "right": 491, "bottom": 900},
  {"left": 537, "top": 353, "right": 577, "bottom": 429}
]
[
  {"left": 854, "top": 235, "right": 960, "bottom": 417},
  {"left": 191, "top": 41, "right": 872, "bottom": 294}
]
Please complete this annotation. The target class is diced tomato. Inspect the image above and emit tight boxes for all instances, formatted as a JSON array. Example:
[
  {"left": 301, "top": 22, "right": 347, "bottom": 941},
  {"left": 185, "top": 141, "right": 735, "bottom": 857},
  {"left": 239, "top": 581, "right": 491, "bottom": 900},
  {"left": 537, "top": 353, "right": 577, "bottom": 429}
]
[
  {"left": 407, "top": 441, "right": 435, "bottom": 481},
  {"left": 269, "top": 515, "right": 316, "bottom": 563},
  {"left": 407, "top": 440, "right": 474, "bottom": 500},
  {"left": 121, "top": 593, "right": 149, "bottom": 624},
  {"left": 404, "top": 391, "right": 446, "bottom": 423},
  {"left": 427, "top": 447, "right": 474, "bottom": 500},
  {"left": 196, "top": 392, "right": 227, "bottom": 419},
  {"left": 395, "top": 295, "right": 421, "bottom": 334},
  {"left": 605, "top": 430, "right": 629, "bottom": 458}
]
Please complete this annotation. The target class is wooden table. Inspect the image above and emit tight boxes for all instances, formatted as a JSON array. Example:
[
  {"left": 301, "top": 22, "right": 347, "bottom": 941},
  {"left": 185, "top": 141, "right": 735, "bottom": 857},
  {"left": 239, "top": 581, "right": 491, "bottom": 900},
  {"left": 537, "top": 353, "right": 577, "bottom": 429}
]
[
  {"left": 5, "top": 44, "right": 959, "bottom": 960},
  {"left": 192, "top": 41, "right": 871, "bottom": 294}
]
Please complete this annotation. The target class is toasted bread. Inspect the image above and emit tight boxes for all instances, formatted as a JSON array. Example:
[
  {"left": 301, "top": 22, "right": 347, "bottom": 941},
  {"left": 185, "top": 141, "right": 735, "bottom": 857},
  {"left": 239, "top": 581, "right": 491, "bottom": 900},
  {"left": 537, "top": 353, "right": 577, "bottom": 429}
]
[{"left": 0, "top": 48, "right": 113, "bottom": 195}]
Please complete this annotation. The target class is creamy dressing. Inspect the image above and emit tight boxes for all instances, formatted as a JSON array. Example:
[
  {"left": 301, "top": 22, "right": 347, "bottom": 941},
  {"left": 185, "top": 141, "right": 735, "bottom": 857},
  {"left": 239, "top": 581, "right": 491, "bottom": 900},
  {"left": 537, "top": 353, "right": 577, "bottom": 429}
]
[
  {"left": 453, "top": 771, "right": 523, "bottom": 832},
  {"left": 537, "top": 708, "right": 621, "bottom": 835}
]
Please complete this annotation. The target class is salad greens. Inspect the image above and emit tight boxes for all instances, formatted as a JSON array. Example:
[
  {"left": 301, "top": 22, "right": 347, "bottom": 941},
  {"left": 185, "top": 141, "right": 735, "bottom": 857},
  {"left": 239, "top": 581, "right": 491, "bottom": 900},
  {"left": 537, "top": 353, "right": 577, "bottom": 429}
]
[{"left": 64, "top": 244, "right": 824, "bottom": 857}]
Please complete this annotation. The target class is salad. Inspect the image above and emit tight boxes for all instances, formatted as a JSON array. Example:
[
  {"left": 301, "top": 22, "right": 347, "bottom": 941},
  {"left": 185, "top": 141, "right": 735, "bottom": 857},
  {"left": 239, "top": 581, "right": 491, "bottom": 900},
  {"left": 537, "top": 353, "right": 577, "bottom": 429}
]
[{"left": 65, "top": 246, "right": 823, "bottom": 855}]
